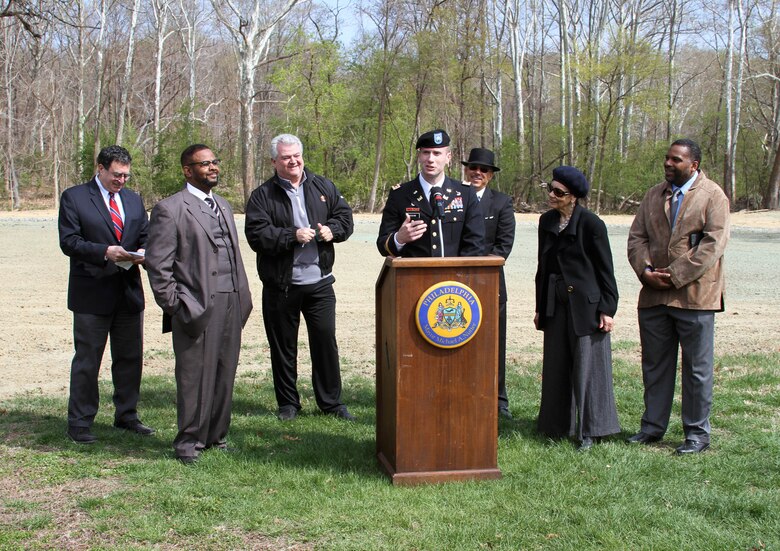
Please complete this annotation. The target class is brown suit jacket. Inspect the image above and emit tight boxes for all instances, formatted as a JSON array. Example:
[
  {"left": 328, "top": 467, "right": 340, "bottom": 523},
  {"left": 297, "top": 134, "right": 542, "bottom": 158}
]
[
  {"left": 145, "top": 187, "right": 253, "bottom": 337},
  {"left": 627, "top": 171, "right": 730, "bottom": 311}
]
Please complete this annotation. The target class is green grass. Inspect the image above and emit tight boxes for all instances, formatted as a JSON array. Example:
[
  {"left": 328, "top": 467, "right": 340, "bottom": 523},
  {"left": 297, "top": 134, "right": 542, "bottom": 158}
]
[{"left": 1, "top": 353, "right": 778, "bottom": 550}]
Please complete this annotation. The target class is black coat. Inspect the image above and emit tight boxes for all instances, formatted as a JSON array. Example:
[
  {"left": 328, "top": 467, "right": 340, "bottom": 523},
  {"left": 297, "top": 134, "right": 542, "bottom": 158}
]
[
  {"left": 377, "top": 175, "right": 485, "bottom": 257},
  {"left": 244, "top": 169, "right": 354, "bottom": 291},
  {"left": 479, "top": 187, "right": 515, "bottom": 302},
  {"left": 58, "top": 179, "right": 148, "bottom": 315},
  {"left": 535, "top": 204, "right": 618, "bottom": 336}
]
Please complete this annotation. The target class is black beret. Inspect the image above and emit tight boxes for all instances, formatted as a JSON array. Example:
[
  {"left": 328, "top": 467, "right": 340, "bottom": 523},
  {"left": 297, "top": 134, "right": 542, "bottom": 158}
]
[
  {"left": 552, "top": 165, "right": 589, "bottom": 198},
  {"left": 416, "top": 129, "right": 450, "bottom": 149}
]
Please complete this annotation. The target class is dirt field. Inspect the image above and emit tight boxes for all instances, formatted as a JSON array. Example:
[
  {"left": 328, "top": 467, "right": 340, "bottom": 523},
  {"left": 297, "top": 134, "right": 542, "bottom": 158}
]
[{"left": 1, "top": 210, "right": 779, "bottom": 400}]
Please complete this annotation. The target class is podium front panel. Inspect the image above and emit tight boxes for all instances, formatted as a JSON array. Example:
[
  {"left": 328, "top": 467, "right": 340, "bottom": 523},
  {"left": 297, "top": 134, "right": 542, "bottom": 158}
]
[{"left": 375, "top": 258, "right": 502, "bottom": 484}]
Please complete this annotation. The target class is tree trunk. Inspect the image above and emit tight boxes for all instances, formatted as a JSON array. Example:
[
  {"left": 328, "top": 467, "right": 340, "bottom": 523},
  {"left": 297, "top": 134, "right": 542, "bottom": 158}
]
[
  {"left": 152, "top": 0, "right": 171, "bottom": 157},
  {"left": 75, "top": 0, "right": 86, "bottom": 179},
  {"left": 116, "top": 0, "right": 141, "bottom": 145},
  {"left": 557, "top": 0, "right": 569, "bottom": 161},
  {"left": 368, "top": 91, "right": 387, "bottom": 214},
  {"left": 211, "top": 0, "right": 301, "bottom": 203},
  {"left": 92, "top": 0, "right": 108, "bottom": 161},
  {"left": 239, "top": 58, "right": 256, "bottom": 202},
  {"left": 768, "top": 139, "right": 780, "bottom": 209},
  {"left": 665, "top": 0, "right": 679, "bottom": 141},
  {"left": 3, "top": 23, "right": 20, "bottom": 209},
  {"left": 729, "top": 0, "right": 748, "bottom": 205},
  {"left": 724, "top": 0, "right": 735, "bottom": 202}
]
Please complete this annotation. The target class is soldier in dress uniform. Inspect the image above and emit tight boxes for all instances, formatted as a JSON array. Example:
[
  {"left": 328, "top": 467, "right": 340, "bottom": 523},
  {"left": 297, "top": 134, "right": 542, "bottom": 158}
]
[{"left": 377, "top": 129, "right": 485, "bottom": 257}]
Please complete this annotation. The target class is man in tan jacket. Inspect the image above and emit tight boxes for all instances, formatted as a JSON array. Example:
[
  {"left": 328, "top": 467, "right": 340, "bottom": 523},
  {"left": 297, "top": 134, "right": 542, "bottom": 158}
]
[{"left": 626, "top": 138, "right": 730, "bottom": 455}]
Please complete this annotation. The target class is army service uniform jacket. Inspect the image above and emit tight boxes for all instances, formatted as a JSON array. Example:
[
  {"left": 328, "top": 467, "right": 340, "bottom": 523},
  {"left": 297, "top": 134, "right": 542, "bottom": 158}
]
[{"left": 377, "top": 175, "right": 485, "bottom": 257}]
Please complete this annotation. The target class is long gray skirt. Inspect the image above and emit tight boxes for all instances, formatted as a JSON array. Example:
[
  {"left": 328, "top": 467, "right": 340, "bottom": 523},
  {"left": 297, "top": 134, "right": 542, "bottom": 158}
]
[{"left": 537, "top": 280, "right": 621, "bottom": 440}]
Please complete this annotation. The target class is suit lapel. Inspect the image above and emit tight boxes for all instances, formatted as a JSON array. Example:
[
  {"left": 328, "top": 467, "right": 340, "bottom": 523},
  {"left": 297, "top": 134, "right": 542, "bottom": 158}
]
[
  {"left": 182, "top": 188, "right": 217, "bottom": 246},
  {"left": 116, "top": 187, "right": 136, "bottom": 245},
  {"left": 557, "top": 204, "right": 582, "bottom": 252},
  {"left": 89, "top": 179, "right": 118, "bottom": 242},
  {"left": 409, "top": 179, "right": 432, "bottom": 216},
  {"left": 213, "top": 194, "right": 238, "bottom": 250},
  {"left": 540, "top": 211, "right": 558, "bottom": 257},
  {"left": 480, "top": 188, "right": 494, "bottom": 215}
]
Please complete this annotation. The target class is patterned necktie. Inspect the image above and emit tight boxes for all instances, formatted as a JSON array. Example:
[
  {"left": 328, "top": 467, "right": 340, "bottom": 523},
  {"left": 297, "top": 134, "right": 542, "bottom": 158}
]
[
  {"left": 670, "top": 189, "right": 682, "bottom": 229},
  {"left": 204, "top": 196, "right": 219, "bottom": 215},
  {"left": 108, "top": 192, "right": 123, "bottom": 241}
]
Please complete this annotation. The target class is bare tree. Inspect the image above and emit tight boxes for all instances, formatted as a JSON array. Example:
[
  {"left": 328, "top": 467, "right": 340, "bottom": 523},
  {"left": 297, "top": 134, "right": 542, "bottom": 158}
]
[
  {"left": 92, "top": 0, "right": 108, "bottom": 161},
  {"left": 506, "top": 0, "right": 534, "bottom": 158},
  {"left": 1, "top": 19, "right": 23, "bottom": 208},
  {"left": 211, "top": 0, "right": 301, "bottom": 202},
  {"left": 723, "top": 0, "right": 750, "bottom": 203},
  {"left": 362, "top": 0, "right": 406, "bottom": 213},
  {"left": 60, "top": 0, "right": 90, "bottom": 178},
  {"left": 663, "top": 0, "right": 681, "bottom": 141},
  {"left": 115, "top": 0, "right": 141, "bottom": 145},
  {"left": 176, "top": 0, "right": 209, "bottom": 132},
  {"left": 1, "top": 0, "right": 46, "bottom": 39},
  {"left": 150, "top": 0, "right": 175, "bottom": 155},
  {"left": 585, "top": 0, "right": 608, "bottom": 212}
]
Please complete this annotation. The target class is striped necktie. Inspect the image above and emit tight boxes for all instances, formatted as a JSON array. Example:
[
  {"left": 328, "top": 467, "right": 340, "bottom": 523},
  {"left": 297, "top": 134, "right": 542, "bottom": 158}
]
[
  {"left": 670, "top": 189, "right": 682, "bottom": 229},
  {"left": 204, "top": 196, "right": 219, "bottom": 215},
  {"left": 108, "top": 192, "right": 123, "bottom": 241}
]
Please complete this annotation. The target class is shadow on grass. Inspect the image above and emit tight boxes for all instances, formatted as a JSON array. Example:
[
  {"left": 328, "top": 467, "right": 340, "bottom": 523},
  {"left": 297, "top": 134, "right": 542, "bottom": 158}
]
[
  {"left": 0, "top": 368, "right": 554, "bottom": 481},
  {"left": 0, "top": 374, "right": 386, "bottom": 479}
]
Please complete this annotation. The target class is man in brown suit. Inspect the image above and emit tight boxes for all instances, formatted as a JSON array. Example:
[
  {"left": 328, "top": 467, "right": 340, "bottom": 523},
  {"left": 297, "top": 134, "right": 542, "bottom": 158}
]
[
  {"left": 626, "top": 138, "right": 730, "bottom": 455},
  {"left": 145, "top": 144, "right": 253, "bottom": 464}
]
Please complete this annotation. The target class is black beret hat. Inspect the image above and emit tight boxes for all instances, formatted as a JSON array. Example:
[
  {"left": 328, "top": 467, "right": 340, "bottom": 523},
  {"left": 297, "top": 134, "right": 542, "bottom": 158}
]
[
  {"left": 552, "top": 165, "right": 589, "bottom": 198},
  {"left": 416, "top": 129, "right": 450, "bottom": 149}
]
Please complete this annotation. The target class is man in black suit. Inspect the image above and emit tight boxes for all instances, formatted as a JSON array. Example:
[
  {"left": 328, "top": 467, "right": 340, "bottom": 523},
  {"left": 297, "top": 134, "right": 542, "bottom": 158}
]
[
  {"left": 462, "top": 148, "right": 516, "bottom": 419},
  {"left": 377, "top": 129, "right": 485, "bottom": 258},
  {"left": 58, "top": 145, "right": 155, "bottom": 444}
]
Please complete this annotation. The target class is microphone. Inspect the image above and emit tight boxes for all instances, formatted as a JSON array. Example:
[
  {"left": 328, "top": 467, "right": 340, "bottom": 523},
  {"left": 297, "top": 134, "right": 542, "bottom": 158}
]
[{"left": 430, "top": 187, "right": 445, "bottom": 219}]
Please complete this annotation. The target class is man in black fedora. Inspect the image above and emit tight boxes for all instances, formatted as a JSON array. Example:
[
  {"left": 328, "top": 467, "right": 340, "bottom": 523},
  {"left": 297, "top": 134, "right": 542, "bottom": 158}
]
[
  {"left": 463, "top": 147, "right": 516, "bottom": 419},
  {"left": 377, "top": 129, "right": 485, "bottom": 257}
]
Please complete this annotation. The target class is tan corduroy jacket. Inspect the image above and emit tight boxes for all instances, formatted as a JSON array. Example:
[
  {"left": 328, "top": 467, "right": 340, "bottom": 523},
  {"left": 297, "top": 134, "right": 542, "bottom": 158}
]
[{"left": 627, "top": 171, "right": 730, "bottom": 311}]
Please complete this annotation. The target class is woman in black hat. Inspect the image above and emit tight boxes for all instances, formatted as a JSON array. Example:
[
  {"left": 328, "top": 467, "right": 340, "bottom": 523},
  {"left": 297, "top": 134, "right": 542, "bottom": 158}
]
[{"left": 533, "top": 166, "right": 621, "bottom": 450}]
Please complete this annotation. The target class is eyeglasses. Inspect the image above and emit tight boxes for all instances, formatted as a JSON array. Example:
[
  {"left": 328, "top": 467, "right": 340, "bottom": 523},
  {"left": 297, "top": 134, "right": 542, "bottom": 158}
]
[
  {"left": 468, "top": 164, "right": 492, "bottom": 173},
  {"left": 110, "top": 172, "right": 132, "bottom": 181},
  {"left": 188, "top": 159, "right": 221, "bottom": 168},
  {"left": 541, "top": 182, "right": 570, "bottom": 198}
]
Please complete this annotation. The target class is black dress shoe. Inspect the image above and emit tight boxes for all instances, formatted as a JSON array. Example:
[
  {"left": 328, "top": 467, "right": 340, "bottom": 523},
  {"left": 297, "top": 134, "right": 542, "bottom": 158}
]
[
  {"left": 114, "top": 420, "right": 156, "bottom": 435},
  {"left": 327, "top": 406, "right": 356, "bottom": 421},
  {"left": 277, "top": 406, "right": 298, "bottom": 421},
  {"left": 209, "top": 443, "right": 237, "bottom": 453},
  {"left": 498, "top": 407, "right": 513, "bottom": 420},
  {"left": 67, "top": 427, "right": 97, "bottom": 444},
  {"left": 626, "top": 432, "right": 661, "bottom": 444},
  {"left": 578, "top": 437, "right": 594, "bottom": 451},
  {"left": 578, "top": 436, "right": 602, "bottom": 451},
  {"left": 675, "top": 439, "right": 710, "bottom": 455}
]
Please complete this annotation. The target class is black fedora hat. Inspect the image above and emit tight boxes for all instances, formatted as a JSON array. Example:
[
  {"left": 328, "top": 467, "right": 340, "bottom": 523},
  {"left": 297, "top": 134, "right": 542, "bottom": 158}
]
[{"left": 461, "top": 148, "right": 500, "bottom": 172}]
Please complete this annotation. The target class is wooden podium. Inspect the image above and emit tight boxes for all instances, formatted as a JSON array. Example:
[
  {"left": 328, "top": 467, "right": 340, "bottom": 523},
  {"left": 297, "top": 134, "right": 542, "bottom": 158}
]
[{"left": 375, "top": 256, "right": 504, "bottom": 485}]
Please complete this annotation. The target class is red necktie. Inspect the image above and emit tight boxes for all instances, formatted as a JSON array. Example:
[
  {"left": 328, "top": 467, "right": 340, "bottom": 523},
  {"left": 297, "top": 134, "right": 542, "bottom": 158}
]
[{"left": 109, "top": 192, "right": 123, "bottom": 241}]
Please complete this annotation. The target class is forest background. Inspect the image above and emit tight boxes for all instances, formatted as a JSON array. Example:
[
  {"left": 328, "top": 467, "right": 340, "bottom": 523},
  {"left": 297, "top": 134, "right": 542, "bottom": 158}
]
[{"left": 2, "top": 0, "right": 780, "bottom": 213}]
